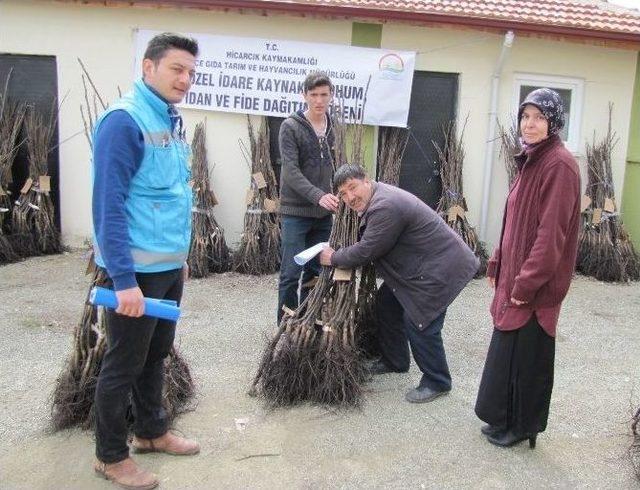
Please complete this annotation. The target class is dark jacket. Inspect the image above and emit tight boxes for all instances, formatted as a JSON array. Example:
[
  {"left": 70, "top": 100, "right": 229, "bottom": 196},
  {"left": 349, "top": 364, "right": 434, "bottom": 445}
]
[
  {"left": 278, "top": 110, "right": 334, "bottom": 218},
  {"left": 331, "top": 182, "right": 479, "bottom": 330},
  {"left": 487, "top": 134, "right": 580, "bottom": 332}
]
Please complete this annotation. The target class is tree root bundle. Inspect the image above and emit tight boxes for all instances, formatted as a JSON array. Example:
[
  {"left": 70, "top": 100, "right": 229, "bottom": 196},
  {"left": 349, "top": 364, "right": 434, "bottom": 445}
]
[
  {"left": 0, "top": 72, "right": 25, "bottom": 264},
  {"left": 251, "top": 201, "right": 367, "bottom": 407},
  {"left": 11, "top": 102, "right": 61, "bottom": 256},
  {"left": 162, "top": 345, "right": 197, "bottom": 422},
  {"left": 576, "top": 105, "right": 640, "bottom": 282},
  {"left": 0, "top": 232, "right": 18, "bottom": 264},
  {"left": 187, "top": 120, "right": 231, "bottom": 278},
  {"left": 355, "top": 263, "right": 380, "bottom": 359},
  {"left": 577, "top": 223, "right": 640, "bottom": 282},
  {"left": 51, "top": 264, "right": 109, "bottom": 430},
  {"left": 233, "top": 116, "right": 280, "bottom": 275},
  {"left": 631, "top": 408, "right": 640, "bottom": 480},
  {"left": 434, "top": 121, "right": 488, "bottom": 277},
  {"left": 51, "top": 258, "right": 197, "bottom": 431}
]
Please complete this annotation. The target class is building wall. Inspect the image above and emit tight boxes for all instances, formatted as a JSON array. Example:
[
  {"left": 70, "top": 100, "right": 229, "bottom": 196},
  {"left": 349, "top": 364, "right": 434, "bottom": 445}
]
[
  {"left": 383, "top": 24, "right": 637, "bottom": 247},
  {"left": 1, "top": 1, "right": 637, "bottom": 249},
  {"left": 0, "top": 0, "right": 352, "bottom": 247},
  {"left": 622, "top": 52, "right": 640, "bottom": 248}
]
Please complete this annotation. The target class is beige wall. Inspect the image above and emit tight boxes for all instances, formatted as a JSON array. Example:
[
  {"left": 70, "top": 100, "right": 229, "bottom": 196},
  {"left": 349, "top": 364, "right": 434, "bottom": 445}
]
[
  {"left": 0, "top": 0, "right": 352, "bottom": 247},
  {"left": 383, "top": 24, "right": 637, "bottom": 246},
  {"left": 1, "top": 1, "right": 637, "bottom": 249}
]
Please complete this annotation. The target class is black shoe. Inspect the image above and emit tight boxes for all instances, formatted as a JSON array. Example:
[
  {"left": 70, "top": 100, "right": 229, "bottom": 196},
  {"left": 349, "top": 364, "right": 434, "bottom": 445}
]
[
  {"left": 368, "top": 360, "right": 404, "bottom": 375},
  {"left": 487, "top": 430, "right": 537, "bottom": 449},
  {"left": 404, "top": 385, "right": 450, "bottom": 403},
  {"left": 480, "top": 424, "right": 504, "bottom": 437}
]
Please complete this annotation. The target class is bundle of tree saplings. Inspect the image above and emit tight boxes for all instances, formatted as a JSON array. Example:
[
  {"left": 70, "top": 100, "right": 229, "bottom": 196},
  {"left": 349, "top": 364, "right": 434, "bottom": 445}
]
[
  {"left": 497, "top": 119, "right": 521, "bottom": 187},
  {"left": 632, "top": 408, "right": 640, "bottom": 481},
  {"left": 252, "top": 106, "right": 373, "bottom": 407},
  {"left": 50, "top": 67, "right": 196, "bottom": 431},
  {"left": 251, "top": 199, "right": 367, "bottom": 407},
  {"left": 377, "top": 126, "right": 409, "bottom": 186},
  {"left": 576, "top": 105, "right": 640, "bottom": 282},
  {"left": 333, "top": 95, "right": 380, "bottom": 360},
  {"left": 51, "top": 264, "right": 108, "bottom": 430},
  {"left": 11, "top": 102, "right": 61, "bottom": 256},
  {"left": 233, "top": 116, "right": 280, "bottom": 274},
  {"left": 78, "top": 57, "right": 108, "bottom": 152},
  {"left": 0, "top": 73, "right": 25, "bottom": 264},
  {"left": 433, "top": 120, "right": 488, "bottom": 277},
  {"left": 354, "top": 262, "right": 380, "bottom": 359},
  {"left": 51, "top": 262, "right": 197, "bottom": 430},
  {"left": 187, "top": 120, "right": 230, "bottom": 277},
  {"left": 353, "top": 125, "right": 410, "bottom": 359}
]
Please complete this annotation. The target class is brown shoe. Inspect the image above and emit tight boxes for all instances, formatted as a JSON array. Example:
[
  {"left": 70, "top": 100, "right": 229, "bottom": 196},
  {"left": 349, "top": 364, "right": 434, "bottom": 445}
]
[
  {"left": 132, "top": 431, "right": 200, "bottom": 456},
  {"left": 94, "top": 457, "right": 159, "bottom": 490}
]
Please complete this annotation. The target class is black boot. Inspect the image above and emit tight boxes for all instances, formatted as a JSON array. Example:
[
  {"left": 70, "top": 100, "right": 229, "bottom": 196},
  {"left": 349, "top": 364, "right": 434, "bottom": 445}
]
[
  {"left": 480, "top": 424, "right": 504, "bottom": 437},
  {"left": 487, "top": 430, "right": 537, "bottom": 449}
]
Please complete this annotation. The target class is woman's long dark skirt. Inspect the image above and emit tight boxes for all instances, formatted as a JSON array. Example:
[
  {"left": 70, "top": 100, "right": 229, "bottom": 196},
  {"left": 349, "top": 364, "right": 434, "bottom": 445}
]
[{"left": 475, "top": 315, "right": 555, "bottom": 435}]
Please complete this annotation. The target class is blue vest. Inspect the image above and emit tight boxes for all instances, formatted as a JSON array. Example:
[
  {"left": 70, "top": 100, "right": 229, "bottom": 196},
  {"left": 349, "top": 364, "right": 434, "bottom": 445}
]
[{"left": 94, "top": 79, "right": 193, "bottom": 273}]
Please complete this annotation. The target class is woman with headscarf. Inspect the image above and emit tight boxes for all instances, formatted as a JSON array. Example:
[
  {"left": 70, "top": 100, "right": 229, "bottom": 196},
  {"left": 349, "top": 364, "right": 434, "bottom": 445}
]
[{"left": 475, "top": 88, "right": 581, "bottom": 449}]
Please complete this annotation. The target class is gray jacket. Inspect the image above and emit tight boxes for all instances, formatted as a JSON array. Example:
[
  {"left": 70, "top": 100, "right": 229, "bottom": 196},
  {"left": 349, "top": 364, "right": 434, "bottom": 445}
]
[
  {"left": 332, "top": 182, "right": 479, "bottom": 330},
  {"left": 278, "top": 111, "right": 334, "bottom": 218}
]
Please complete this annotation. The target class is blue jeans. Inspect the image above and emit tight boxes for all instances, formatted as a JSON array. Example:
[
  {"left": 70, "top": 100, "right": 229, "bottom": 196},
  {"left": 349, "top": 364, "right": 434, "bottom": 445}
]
[
  {"left": 277, "top": 214, "right": 332, "bottom": 321},
  {"left": 376, "top": 283, "right": 452, "bottom": 392}
]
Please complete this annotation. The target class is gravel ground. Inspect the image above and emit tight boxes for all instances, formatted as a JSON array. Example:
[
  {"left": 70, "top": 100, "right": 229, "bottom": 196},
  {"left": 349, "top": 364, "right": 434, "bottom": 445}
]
[{"left": 0, "top": 250, "right": 639, "bottom": 489}]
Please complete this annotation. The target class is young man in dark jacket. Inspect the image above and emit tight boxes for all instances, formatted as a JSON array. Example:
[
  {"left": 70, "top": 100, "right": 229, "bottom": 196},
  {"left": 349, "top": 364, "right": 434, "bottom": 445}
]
[
  {"left": 320, "top": 165, "right": 479, "bottom": 403},
  {"left": 277, "top": 73, "right": 339, "bottom": 321}
]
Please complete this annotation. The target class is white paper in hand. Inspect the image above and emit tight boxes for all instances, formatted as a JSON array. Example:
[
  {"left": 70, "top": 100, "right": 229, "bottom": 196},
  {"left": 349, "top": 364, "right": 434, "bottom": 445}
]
[{"left": 294, "top": 242, "right": 329, "bottom": 266}]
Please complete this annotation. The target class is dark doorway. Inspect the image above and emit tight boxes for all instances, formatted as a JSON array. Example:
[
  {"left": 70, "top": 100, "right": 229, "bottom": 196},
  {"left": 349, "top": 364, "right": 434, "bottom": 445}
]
[
  {"left": 268, "top": 116, "right": 285, "bottom": 189},
  {"left": 0, "top": 54, "right": 59, "bottom": 228},
  {"left": 385, "top": 71, "right": 458, "bottom": 209}
]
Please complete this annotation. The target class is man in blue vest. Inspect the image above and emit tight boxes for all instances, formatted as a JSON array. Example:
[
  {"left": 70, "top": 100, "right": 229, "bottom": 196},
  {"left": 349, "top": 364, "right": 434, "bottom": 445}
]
[{"left": 92, "top": 33, "right": 199, "bottom": 489}]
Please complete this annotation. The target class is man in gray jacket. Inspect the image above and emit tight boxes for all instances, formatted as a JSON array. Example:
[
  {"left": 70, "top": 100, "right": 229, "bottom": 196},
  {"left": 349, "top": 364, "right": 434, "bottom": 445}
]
[
  {"left": 320, "top": 165, "right": 479, "bottom": 403},
  {"left": 277, "top": 72, "right": 339, "bottom": 321}
]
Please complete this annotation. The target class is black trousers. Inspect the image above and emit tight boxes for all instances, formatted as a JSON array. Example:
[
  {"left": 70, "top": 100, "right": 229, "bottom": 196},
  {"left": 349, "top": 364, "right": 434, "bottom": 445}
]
[
  {"left": 376, "top": 283, "right": 452, "bottom": 392},
  {"left": 94, "top": 268, "right": 183, "bottom": 463},
  {"left": 475, "top": 315, "right": 555, "bottom": 435}
]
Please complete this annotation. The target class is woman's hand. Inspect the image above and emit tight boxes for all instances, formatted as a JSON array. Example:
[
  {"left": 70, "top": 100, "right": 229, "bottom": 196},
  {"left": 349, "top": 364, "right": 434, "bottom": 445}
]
[
  {"left": 510, "top": 297, "right": 527, "bottom": 306},
  {"left": 487, "top": 277, "right": 495, "bottom": 289}
]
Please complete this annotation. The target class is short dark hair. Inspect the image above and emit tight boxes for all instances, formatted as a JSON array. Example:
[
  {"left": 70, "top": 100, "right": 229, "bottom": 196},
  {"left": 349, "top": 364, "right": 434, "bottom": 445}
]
[
  {"left": 303, "top": 72, "right": 333, "bottom": 93},
  {"left": 144, "top": 33, "right": 199, "bottom": 63},
  {"left": 333, "top": 164, "right": 366, "bottom": 191}
]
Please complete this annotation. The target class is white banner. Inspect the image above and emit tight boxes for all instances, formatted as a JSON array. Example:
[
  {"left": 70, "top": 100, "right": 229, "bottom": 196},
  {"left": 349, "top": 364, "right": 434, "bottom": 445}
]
[{"left": 135, "top": 30, "right": 415, "bottom": 127}]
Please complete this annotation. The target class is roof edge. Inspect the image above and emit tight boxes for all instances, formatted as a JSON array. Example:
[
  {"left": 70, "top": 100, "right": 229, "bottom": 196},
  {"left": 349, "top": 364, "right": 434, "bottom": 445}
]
[{"left": 57, "top": 0, "right": 640, "bottom": 45}]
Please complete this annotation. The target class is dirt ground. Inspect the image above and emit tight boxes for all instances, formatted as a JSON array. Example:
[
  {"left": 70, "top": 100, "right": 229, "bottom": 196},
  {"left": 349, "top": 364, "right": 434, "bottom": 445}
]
[{"left": 0, "top": 250, "right": 639, "bottom": 489}]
